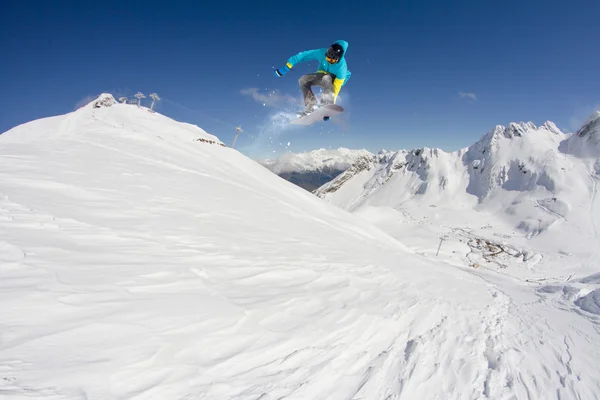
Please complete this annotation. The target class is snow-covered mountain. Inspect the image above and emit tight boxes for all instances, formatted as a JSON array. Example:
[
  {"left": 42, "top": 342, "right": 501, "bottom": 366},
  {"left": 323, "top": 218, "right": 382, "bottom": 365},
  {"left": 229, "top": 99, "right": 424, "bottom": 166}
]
[
  {"left": 259, "top": 148, "right": 372, "bottom": 191},
  {"left": 316, "top": 117, "right": 600, "bottom": 289},
  {"left": 316, "top": 121, "right": 573, "bottom": 207},
  {"left": 316, "top": 120, "right": 597, "bottom": 235},
  {"left": 1, "top": 95, "right": 599, "bottom": 399}
]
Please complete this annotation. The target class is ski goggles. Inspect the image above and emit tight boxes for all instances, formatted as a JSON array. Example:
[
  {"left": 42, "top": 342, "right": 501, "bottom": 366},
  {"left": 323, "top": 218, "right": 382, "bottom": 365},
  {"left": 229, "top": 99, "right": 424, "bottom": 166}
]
[{"left": 326, "top": 56, "right": 339, "bottom": 64}]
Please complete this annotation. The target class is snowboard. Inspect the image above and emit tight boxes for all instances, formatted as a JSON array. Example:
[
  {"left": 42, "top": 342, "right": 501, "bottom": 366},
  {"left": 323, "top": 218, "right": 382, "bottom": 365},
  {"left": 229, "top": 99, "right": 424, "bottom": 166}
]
[{"left": 290, "top": 104, "right": 344, "bottom": 126}]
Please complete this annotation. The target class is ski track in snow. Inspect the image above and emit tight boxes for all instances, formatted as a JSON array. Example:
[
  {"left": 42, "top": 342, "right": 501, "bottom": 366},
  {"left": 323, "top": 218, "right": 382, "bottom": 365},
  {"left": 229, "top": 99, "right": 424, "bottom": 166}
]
[
  {"left": 535, "top": 199, "right": 566, "bottom": 221},
  {"left": 1, "top": 98, "right": 600, "bottom": 399}
]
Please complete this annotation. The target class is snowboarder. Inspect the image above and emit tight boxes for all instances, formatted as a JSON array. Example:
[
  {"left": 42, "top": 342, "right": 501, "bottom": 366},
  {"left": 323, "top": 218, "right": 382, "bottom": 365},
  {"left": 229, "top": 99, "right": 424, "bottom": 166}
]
[{"left": 274, "top": 40, "right": 351, "bottom": 114}]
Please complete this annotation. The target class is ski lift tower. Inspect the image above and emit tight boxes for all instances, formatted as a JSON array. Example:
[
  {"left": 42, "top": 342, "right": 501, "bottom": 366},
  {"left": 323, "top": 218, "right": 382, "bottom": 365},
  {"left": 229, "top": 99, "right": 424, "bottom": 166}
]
[
  {"left": 134, "top": 92, "right": 146, "bottom": 107},
  {"left": 149, "top": 93, "right": 160, "bottom": 111},
  {"left": 232, "top": 126, "right": 243, "bottom": 148}
]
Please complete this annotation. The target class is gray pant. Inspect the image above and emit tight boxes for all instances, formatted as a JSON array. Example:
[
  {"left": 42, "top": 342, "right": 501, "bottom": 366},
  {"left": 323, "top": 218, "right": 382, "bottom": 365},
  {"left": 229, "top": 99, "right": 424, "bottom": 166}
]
[{"left": 298, "top": 72, "right": 335, "bottom": 110}]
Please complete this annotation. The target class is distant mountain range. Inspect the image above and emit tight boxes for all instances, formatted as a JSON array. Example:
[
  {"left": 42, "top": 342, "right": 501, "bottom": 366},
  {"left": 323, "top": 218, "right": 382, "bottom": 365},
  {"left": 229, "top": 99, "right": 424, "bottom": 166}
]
[
  {"left": 313, "top": 115, "right": 600, "bottom": 244},
  {"left": 258, "top": 148, "right": 372, "bottom": 191}
]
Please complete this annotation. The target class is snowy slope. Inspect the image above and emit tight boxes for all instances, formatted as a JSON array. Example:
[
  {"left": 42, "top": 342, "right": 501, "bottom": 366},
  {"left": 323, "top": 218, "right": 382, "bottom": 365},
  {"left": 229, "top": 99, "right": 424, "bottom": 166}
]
[{"left": 1, "top": 96, "right": 600, "bottom": 399}]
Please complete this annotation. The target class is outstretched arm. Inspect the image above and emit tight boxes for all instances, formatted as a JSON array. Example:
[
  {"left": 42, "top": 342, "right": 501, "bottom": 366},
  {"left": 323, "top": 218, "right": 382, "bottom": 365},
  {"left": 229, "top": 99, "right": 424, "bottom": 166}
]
[
  {"left": 275, "top": 48, "right": 325, "bottom": 77},
  {"left": 286, "top": 49, "right": 325, "bottom": 67}
]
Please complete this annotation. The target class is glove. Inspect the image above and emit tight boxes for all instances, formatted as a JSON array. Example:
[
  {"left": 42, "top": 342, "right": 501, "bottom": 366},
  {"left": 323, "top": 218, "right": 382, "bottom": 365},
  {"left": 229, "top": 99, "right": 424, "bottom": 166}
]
[{"left": 274, "top": 63, "right": 292, "bottom": 77}]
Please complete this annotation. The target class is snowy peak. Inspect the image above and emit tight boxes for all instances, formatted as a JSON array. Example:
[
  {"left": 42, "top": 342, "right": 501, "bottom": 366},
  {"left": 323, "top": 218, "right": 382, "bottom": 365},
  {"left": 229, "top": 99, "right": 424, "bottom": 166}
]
[
  {"left": 485, "top": 121, "right": 556, "bottom": 142},
  {"left": 504, "top": 122, "right": 537, "bottom": 138},
  {"left": 90, "top": 93, "right": 117, "bottom": 109},
  {"left": 1, "top": 92, "right": 224, "bottom": 147},
  {"left": 576, "top": 111, "right": 600, "bottom": 138},
  {"left": 563, "top": 110, "right": 600, "bottom": 157},
  {"left": 467, "top": 120, "right": 566, "bottom": 165},
  {"left": 542, "top": 121, "right": 562, "bottom": 135},
  {"left": 315, "top": 152, "right": 378, "bottom": 198},
  {"left": 462, "top": 121, "right": 569, "bottom": 199},
  {"left": 316, "top": 148, "right": 433, "bottom": 199}
]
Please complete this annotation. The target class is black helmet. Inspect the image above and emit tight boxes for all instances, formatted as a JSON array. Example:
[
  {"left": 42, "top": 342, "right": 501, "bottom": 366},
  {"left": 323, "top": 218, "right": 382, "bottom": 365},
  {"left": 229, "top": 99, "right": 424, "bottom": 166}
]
[{"left": 326, "top": 43, "right": 344, "bottom": 63}]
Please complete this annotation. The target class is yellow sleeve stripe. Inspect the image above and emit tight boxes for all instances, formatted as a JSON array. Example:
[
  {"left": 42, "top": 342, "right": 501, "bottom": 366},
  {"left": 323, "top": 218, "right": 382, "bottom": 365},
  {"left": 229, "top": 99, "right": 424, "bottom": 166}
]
[
  {"left": 286, "top": 62, "right": 293, "bottom": 69},
  {"left": 332, "top": 78, "right": 345, "bottom": 102}
]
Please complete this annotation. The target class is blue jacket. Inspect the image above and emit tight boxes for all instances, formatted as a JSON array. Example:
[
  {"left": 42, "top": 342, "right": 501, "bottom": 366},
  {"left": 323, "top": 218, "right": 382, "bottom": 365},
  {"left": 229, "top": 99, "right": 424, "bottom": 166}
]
[{"left": 285, "top": 40, "right": 351, "bottom": 102}]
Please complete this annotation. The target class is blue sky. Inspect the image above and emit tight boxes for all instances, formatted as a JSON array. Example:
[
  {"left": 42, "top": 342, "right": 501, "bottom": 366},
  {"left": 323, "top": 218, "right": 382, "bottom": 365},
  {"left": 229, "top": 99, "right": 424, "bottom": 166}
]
[{"left": 1, "top": 0, "right": 599, "bottom": 159}]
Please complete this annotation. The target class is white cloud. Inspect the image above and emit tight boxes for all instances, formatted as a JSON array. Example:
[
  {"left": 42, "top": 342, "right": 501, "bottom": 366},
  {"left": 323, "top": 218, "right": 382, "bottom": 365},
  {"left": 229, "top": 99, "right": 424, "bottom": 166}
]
[
  {"left": 459, "top": 92, "right": 477, "bottom": 101},
  {"left": 241, "top": 88, "right": 298, "bottom": 108}
]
